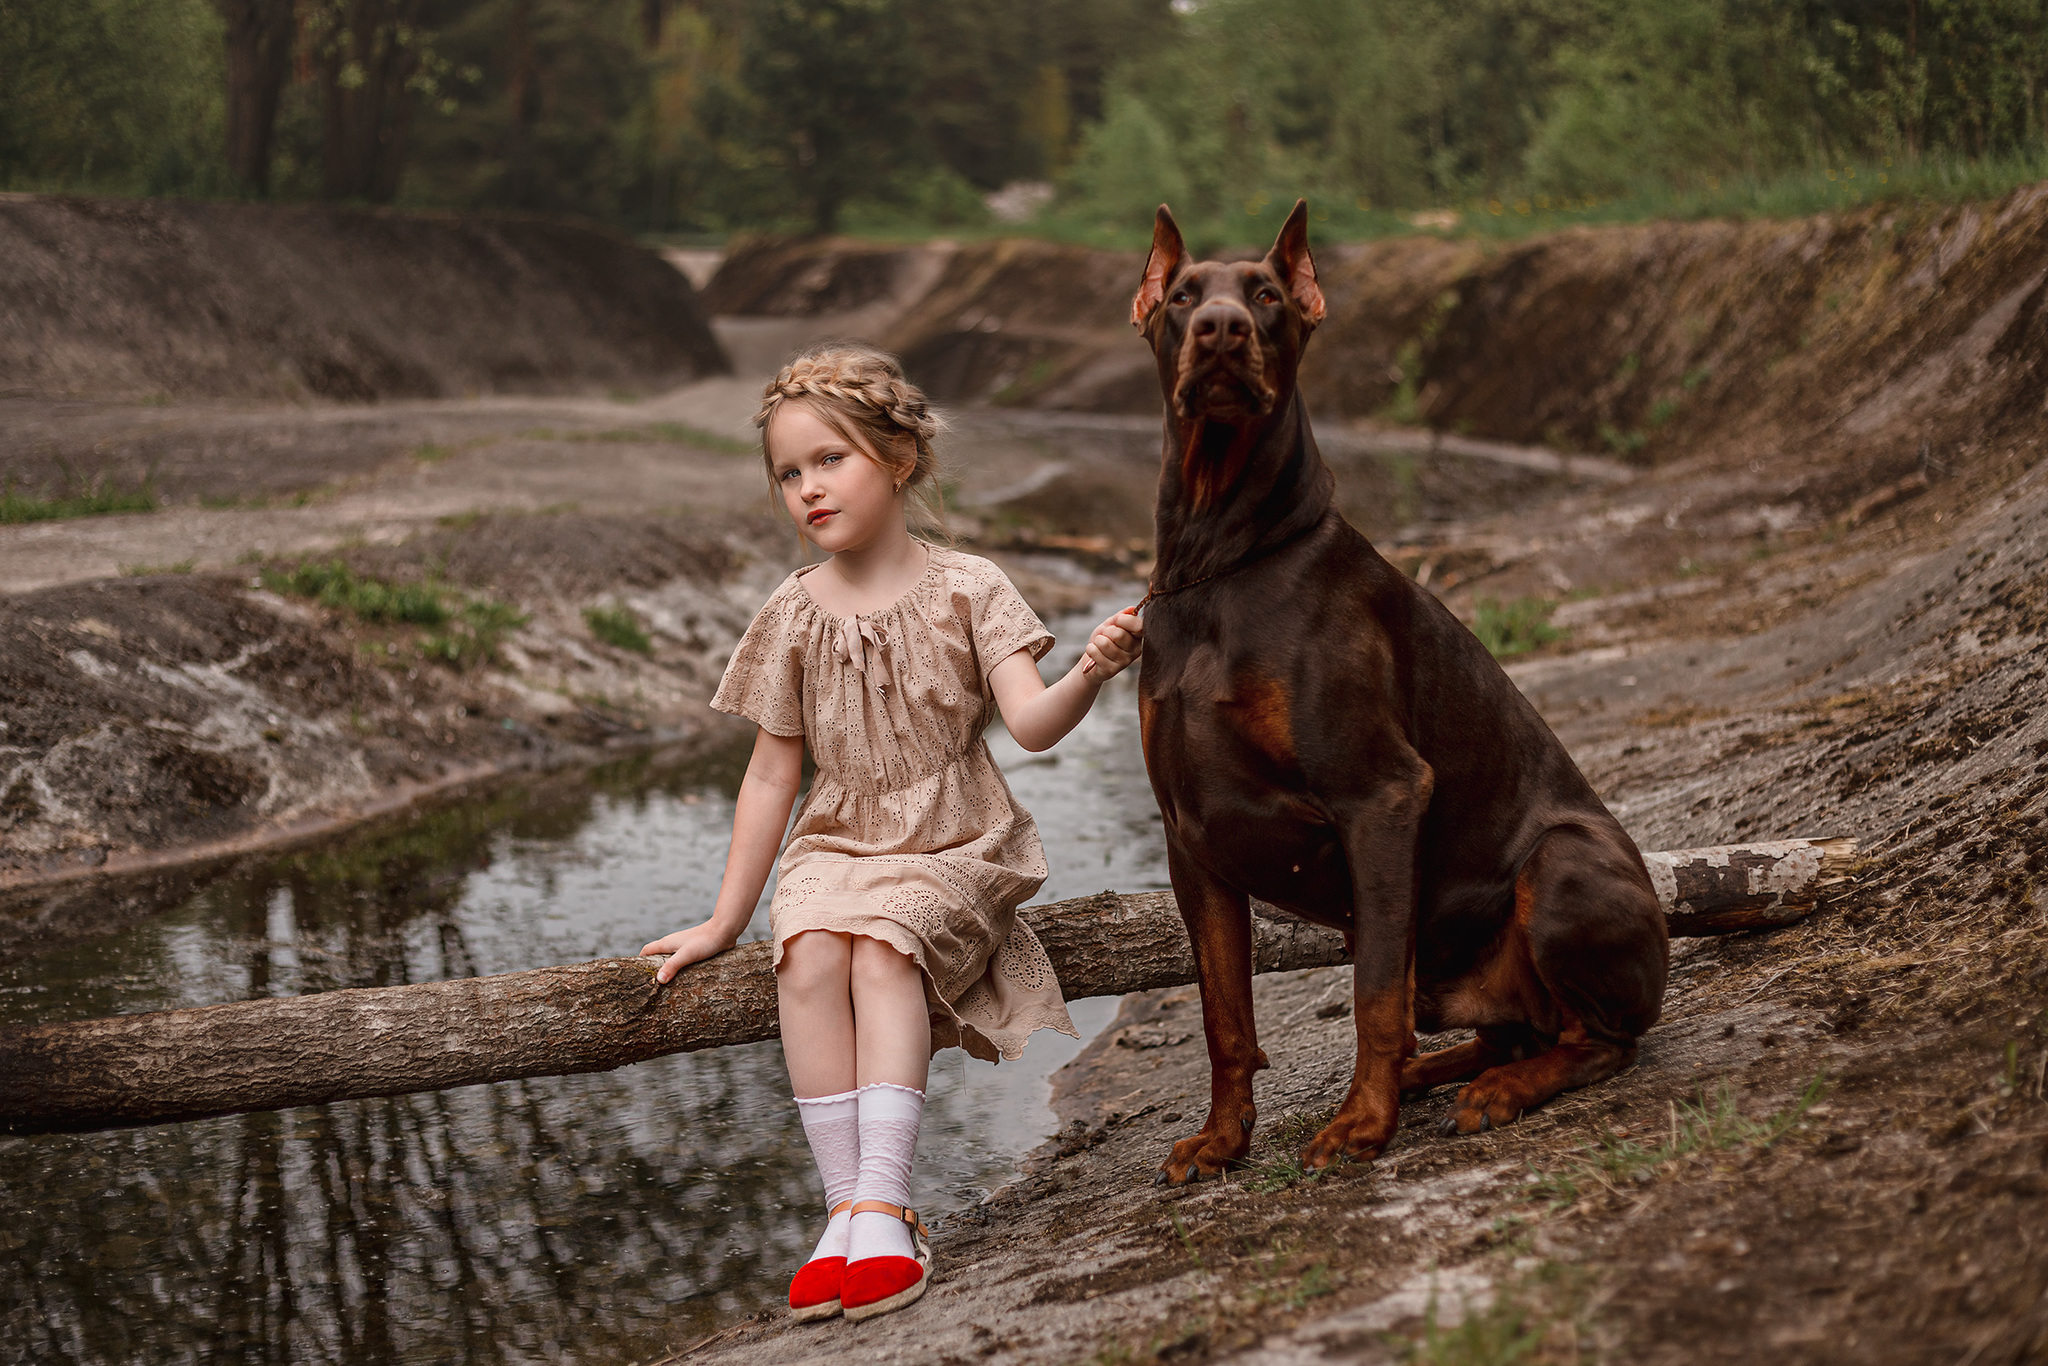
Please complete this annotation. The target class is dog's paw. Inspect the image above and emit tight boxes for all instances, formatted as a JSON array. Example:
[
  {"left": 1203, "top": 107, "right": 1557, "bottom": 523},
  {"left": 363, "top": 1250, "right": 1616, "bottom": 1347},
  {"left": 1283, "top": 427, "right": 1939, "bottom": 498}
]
[
  {"left": 1299, "top": 1109, "right": 1394, "bottom": 1170},
  {"left": 1442, "top": 1075, "right": 1531, "bottom": 1135},
  {"left": 1155, "top": 1125, "right": 1250, "bottom": 1186}
]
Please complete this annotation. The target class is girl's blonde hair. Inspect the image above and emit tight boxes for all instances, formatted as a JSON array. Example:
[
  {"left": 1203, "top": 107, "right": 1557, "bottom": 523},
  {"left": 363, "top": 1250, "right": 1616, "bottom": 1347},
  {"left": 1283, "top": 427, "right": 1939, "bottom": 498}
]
[{"left": 756, "top": 342, "right": 951, "bottom": 543}]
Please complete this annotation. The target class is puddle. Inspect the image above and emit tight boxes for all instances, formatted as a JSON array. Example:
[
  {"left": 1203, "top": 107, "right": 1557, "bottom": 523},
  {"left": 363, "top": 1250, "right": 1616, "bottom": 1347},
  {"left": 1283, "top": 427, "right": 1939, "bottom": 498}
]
[{"left": 0, "top": 592, "right": 1162, "bottom": 1365}]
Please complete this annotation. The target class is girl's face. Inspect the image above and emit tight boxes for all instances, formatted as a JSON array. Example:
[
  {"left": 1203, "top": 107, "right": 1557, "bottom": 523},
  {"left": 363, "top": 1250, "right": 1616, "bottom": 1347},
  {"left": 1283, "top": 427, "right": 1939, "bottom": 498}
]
[{"left": 766, "top": 402, "right": 906, "bottom": 555}]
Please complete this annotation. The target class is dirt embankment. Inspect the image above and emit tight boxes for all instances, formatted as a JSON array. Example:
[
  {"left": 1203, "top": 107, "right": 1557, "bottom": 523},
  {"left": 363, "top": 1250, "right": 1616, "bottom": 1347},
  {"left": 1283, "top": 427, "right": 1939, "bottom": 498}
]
[
  {"left": 0, "top": 511, "right": 785, "bottom": 897},
  {"left": 722, "top": 189, "right": 2048, "bottom": 489},
  {"left": 0, "top": 195, "right": 728, "bottom": 404}
]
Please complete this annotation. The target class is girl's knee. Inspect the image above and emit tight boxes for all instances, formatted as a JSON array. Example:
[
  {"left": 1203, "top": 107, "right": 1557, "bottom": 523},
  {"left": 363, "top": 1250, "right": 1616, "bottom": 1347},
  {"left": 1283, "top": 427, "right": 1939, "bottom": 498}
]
[{"left": 778, "top": 929, "right": 851, "bottom": 988}]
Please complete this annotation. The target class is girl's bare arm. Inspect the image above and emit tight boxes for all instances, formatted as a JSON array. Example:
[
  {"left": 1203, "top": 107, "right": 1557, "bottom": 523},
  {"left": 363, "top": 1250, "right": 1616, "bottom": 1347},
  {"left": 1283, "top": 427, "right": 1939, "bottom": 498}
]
[
  {"left": 989, "top": 609, "right": 1143, "bottom": 753},
  {"left": 640, "top": 726, "right": 806, "bottom": 983}
]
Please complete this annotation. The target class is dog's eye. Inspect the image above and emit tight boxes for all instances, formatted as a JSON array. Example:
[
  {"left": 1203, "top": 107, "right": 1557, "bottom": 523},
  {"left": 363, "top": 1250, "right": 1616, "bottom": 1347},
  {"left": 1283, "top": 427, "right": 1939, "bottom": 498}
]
[
  {"left": 1170, "top": 290, "right": 1191, "bottom": 306},
  {"left": 1254, "top": 287, "right": 1281, "bottom": 306}
]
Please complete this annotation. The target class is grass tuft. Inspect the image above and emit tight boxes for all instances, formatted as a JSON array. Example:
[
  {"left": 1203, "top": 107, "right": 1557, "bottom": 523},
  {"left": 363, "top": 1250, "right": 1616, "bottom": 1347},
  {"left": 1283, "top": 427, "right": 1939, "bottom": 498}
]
[
  {"left": 584, "top": 602, "right": 654, "bottom": 655},
  {"left": 1395, "top": 1264, "right": 1589, "bottom": 1366},
  {"left": 263, "top": 559, "right": 526, "bottom": 671},
  {"left": 0, "top": 480, "right": 158, "bottom": 524},
  {"left": 1527, "top": 1073, "right": 1828, "bottom": 1208},
  {"left": 1471, "top": 597, "right": 1565, "bottom": 658},
  {"left": 422, "top": 599, "right": 528, "bottom": 670},
  {"left": 262, "top": 561, "right": 449, "bottom": 625}
]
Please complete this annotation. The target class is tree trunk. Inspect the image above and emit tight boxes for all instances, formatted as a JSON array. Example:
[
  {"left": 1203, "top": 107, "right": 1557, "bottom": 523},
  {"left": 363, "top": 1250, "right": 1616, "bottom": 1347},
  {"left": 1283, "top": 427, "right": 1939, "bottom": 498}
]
[
  {"left": 318, "top": 0, "right": 427, "bottom": 203},
  {"left": 0, "top": 839, "right": 1852, "bottom": 1135},
  {"left": 216, "top": 0, "right": 297, "bottom": 193}
]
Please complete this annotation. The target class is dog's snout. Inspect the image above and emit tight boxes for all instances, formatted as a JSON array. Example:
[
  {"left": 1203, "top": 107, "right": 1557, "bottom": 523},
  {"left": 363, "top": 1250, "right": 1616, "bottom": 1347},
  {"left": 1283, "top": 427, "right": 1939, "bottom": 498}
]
[{"left": 1190, "top": 301, "right": 1252, "bottom": 353}]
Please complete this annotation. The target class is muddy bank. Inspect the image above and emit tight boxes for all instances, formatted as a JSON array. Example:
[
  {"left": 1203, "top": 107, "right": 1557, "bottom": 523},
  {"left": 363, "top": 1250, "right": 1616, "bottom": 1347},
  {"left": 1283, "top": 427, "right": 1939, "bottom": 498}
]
[
  {"left": 0, "top": 195, "right": 727, "bottom": 405},
  {"left": 721, "top": 189, "right": 2048, "bottom": 486},
  {"left": 0, "top": 509, "right": 787, "bottom": 900}
]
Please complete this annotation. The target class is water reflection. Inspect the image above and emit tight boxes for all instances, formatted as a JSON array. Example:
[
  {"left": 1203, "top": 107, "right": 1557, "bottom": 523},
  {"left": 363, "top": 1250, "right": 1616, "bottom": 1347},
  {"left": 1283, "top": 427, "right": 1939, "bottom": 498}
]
[{"left": 0, "top": 590, "right": 1163, "bottom": 1366}]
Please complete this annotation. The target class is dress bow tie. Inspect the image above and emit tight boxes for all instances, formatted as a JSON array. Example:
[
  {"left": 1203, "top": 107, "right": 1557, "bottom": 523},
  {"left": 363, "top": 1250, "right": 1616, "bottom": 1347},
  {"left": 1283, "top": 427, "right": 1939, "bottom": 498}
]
[{"left": 833, "top": 616, "right": 890, "bottom": 689}]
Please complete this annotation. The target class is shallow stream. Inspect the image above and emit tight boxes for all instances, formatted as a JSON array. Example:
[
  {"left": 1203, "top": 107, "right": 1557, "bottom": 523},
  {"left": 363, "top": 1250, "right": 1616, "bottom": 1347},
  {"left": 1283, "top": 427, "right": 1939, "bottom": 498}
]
[{"left": 0, "top": 592, "right": 1164, "bottom": 1366}]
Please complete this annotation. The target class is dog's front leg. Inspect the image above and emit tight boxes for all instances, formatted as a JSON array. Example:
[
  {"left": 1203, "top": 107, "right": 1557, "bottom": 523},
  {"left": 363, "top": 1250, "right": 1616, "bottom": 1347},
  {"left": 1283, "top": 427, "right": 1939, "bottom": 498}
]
[
  {"left": 1301, "top": 769, "right": 1432, "bottom": 1169},
  {"left": 1156, "top": 838, "right": 1265, "bottom": 1185}
]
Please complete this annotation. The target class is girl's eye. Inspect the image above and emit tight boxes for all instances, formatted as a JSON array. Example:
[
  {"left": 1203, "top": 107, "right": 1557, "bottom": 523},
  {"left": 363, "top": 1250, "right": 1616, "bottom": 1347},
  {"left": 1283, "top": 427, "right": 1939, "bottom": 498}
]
[
  {"left": 821, "top": 453, "right": 841, "bottom": 465},
  {"left": 778, "top": 468, "right": 799, "bottom": 481},
  {"left": 1254, "top": 288, "right": 1280, "bottom": 305}
]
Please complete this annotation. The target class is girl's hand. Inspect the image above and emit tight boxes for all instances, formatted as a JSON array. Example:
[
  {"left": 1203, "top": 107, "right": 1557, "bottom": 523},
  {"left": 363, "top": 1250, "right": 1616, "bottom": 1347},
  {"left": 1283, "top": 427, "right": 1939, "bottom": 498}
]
[
  {"left": 640, "top": 920, "right": 738, "bottom": 984},
  {"left": 1081, "top": 609, "right": 1144, "bottom": 680}
]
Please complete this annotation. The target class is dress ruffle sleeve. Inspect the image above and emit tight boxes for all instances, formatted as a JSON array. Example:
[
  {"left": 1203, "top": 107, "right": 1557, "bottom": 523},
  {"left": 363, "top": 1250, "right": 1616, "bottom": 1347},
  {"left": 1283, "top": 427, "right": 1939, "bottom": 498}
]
[
  {"left": 710, "top": 580, "right": 807, "bottom": 738},
  {"left": 965, "top": 561, "right": 1054, "bottom": 685}
]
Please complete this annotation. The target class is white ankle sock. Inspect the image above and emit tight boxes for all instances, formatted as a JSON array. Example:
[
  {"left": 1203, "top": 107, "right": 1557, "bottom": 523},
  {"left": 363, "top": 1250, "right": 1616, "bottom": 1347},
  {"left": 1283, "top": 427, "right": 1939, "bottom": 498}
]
[
  {"left": 794, "top": 1089, "right": 862, "bottom": 1264},
  {"left": 846, "top": 1082, "right": 924, "bottom": 1264}
]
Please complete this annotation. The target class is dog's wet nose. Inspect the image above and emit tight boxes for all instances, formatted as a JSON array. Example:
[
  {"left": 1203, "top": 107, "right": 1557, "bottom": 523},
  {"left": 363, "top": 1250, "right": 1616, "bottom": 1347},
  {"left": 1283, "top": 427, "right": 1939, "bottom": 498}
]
[{"left": 1190, "top": 301, "right": 1252, "bottom": 353}]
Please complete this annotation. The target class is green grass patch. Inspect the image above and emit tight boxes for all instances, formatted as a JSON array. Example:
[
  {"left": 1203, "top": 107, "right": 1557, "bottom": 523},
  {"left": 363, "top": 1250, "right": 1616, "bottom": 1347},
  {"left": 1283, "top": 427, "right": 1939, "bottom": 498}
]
[
  {"left": 422, "top": 599, "right": 528, "bottom": 670},
  {"left": 1527, "top": 1074, "right": 1828, "bottom": 1209},
  {"left": 263, "top": 559, "right": 526, "bottom": 671},
  {"left": 1394, "top": 1263, "right": 1589, "bottom": 1366},
  {"left": 412, "top": 443, "right": 454, "bottom": 463},
  {"left": 1235, "top": 1106, "right": 1350, "bottom": 1192},
  {"left": 263, "top": 561, "right": 450, "bottom": 625},
  {"left": 120, "top": 559, "right": 195, "bottom": 576},
  {"left": 584, "top": 602, "right": 654, "bottom": 655},
  {"left": 0, "top": 480, "right": 158, "bottom": 524},
  {"left": 1471, "top": 598, "right": 1565, "bottom": 659}
]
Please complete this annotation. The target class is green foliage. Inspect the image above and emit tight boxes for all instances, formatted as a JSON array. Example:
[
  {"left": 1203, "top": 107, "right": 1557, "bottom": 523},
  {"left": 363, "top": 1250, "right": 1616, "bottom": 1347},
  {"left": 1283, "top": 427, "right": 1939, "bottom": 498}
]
[
  {"left": 1528, "top": 1073, "right": 1828, "bottom": 1208},
  {"left": 1470, "top": 598, "right": 1565, "bottom": 659},
  {"left": 119, "top": 560, "right": 196, "bottom": 576},
  {"left": 1047, "top": 0, "right": 2048, "bottom": 241},
  {"left": 584, "top": 601, "right": 653, "bottom": 654},
  {"left": 0, "top": 0, "right": 226, "bottom": 194},
  {"left": 3, "top": 0, "right": 2044, "bottom": 234},
  {"left": 0, "top": 479, "right": 158, "bottom": 524}
]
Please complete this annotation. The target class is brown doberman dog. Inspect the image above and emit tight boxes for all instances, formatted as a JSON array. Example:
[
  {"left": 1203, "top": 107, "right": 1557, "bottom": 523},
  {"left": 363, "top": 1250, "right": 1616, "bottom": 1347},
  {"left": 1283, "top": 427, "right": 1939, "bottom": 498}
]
[{"left": 1131, "top": 201, "right": 1668, "bottom": 1183}]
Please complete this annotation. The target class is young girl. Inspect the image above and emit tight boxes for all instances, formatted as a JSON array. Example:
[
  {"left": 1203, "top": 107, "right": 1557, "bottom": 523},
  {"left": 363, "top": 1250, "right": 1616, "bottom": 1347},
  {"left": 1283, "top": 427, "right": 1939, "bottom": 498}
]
[{"left": 639, "top": 343, "right": 1142, "bottom": 1324}]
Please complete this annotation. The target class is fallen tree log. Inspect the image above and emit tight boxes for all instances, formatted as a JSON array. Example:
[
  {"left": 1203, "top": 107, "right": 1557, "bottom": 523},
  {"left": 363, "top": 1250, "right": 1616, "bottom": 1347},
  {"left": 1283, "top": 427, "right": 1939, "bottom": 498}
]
[
  {"left": 0, "top": 838, "right": 1852, "bottom": 1135},
  {"left": 1644, "top": 836, "right": 1857, "bottom": 935}
]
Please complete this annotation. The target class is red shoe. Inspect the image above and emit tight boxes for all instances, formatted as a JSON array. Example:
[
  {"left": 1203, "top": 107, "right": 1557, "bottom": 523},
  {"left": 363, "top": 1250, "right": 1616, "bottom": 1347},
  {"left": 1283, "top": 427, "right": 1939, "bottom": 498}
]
[
  {"left": 787, "top": 1200, "right": 855, "bottom": 1323},
  {"left": 840, "top": 1202, "right": 933, "bottom": 1323}
]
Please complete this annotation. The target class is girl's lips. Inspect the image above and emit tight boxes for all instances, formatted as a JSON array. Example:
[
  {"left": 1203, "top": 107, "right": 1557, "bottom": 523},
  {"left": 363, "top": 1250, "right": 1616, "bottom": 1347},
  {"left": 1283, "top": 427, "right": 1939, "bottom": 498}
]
[{"left": 807, "top": 509, "right": 836, "bottom": 525}]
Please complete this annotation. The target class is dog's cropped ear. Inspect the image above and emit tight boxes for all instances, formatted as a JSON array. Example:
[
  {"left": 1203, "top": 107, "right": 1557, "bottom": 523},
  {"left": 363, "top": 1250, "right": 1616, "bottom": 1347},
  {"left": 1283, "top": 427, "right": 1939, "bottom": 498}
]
[
  {"left": 1265, "top": 199, "right": 1326, "bottom": 328},
  {"left": 1130, "top": 205, "right": 1188, "bottom": 330}
]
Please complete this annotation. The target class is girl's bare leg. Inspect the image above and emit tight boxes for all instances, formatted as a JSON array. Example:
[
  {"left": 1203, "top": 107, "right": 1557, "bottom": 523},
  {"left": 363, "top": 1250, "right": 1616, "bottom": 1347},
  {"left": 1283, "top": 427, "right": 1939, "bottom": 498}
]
[
  {"left": 850, "top": 935, "right": 930, "bottom": 1090},
  {"left": 778, "top": 930, "right": 857, "bottom": 1097},
  {"left": 844, "top": 934, "right": 931, "bottom": 1278}
]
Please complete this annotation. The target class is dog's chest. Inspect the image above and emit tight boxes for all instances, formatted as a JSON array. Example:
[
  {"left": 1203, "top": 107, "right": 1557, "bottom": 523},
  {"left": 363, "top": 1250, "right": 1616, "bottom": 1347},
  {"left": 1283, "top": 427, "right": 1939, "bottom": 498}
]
[{"left": 1140, "top": 638, "right": 1349, "bottom": 898}]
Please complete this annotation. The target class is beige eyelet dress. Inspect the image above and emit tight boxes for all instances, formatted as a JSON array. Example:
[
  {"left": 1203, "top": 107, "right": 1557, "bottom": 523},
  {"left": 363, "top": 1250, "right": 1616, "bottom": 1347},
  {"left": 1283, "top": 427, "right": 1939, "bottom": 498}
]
[{"left": 710, "top": 546, "right": 1079, "bottom": 1062}]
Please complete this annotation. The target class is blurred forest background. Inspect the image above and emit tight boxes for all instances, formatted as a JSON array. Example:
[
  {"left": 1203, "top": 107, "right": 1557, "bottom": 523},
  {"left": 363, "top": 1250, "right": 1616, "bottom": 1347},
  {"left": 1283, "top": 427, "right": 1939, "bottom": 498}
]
[{"left": 3, "top": 0, "right": 2047, "bottom": 245}]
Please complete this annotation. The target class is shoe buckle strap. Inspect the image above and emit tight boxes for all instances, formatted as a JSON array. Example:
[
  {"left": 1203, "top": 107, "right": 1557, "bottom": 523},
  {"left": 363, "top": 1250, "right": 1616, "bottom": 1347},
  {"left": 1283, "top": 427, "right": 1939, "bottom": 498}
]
[
  {"left": 829, "top": 1199, "right": 856, "bottom": 1218},
  {"left": 846, "top": 1199, "right": 929, "bottom": 1238}
]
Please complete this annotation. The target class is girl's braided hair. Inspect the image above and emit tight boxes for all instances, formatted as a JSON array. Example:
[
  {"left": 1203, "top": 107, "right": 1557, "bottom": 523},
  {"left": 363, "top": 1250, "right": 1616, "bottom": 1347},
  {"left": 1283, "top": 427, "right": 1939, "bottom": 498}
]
[{"left": 756, "top": 342, "right": 951, "bottom": 543}]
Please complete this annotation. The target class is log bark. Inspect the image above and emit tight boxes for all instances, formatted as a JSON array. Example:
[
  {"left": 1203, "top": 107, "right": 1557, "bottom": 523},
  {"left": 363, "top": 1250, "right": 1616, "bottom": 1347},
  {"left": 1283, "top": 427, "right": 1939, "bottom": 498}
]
[
  {"left": 0, "top": 838, "right": 1851, "bottom": 1135},
  {"left": 1644, "top": 836, "right": 1857, "bottom": 935}
]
